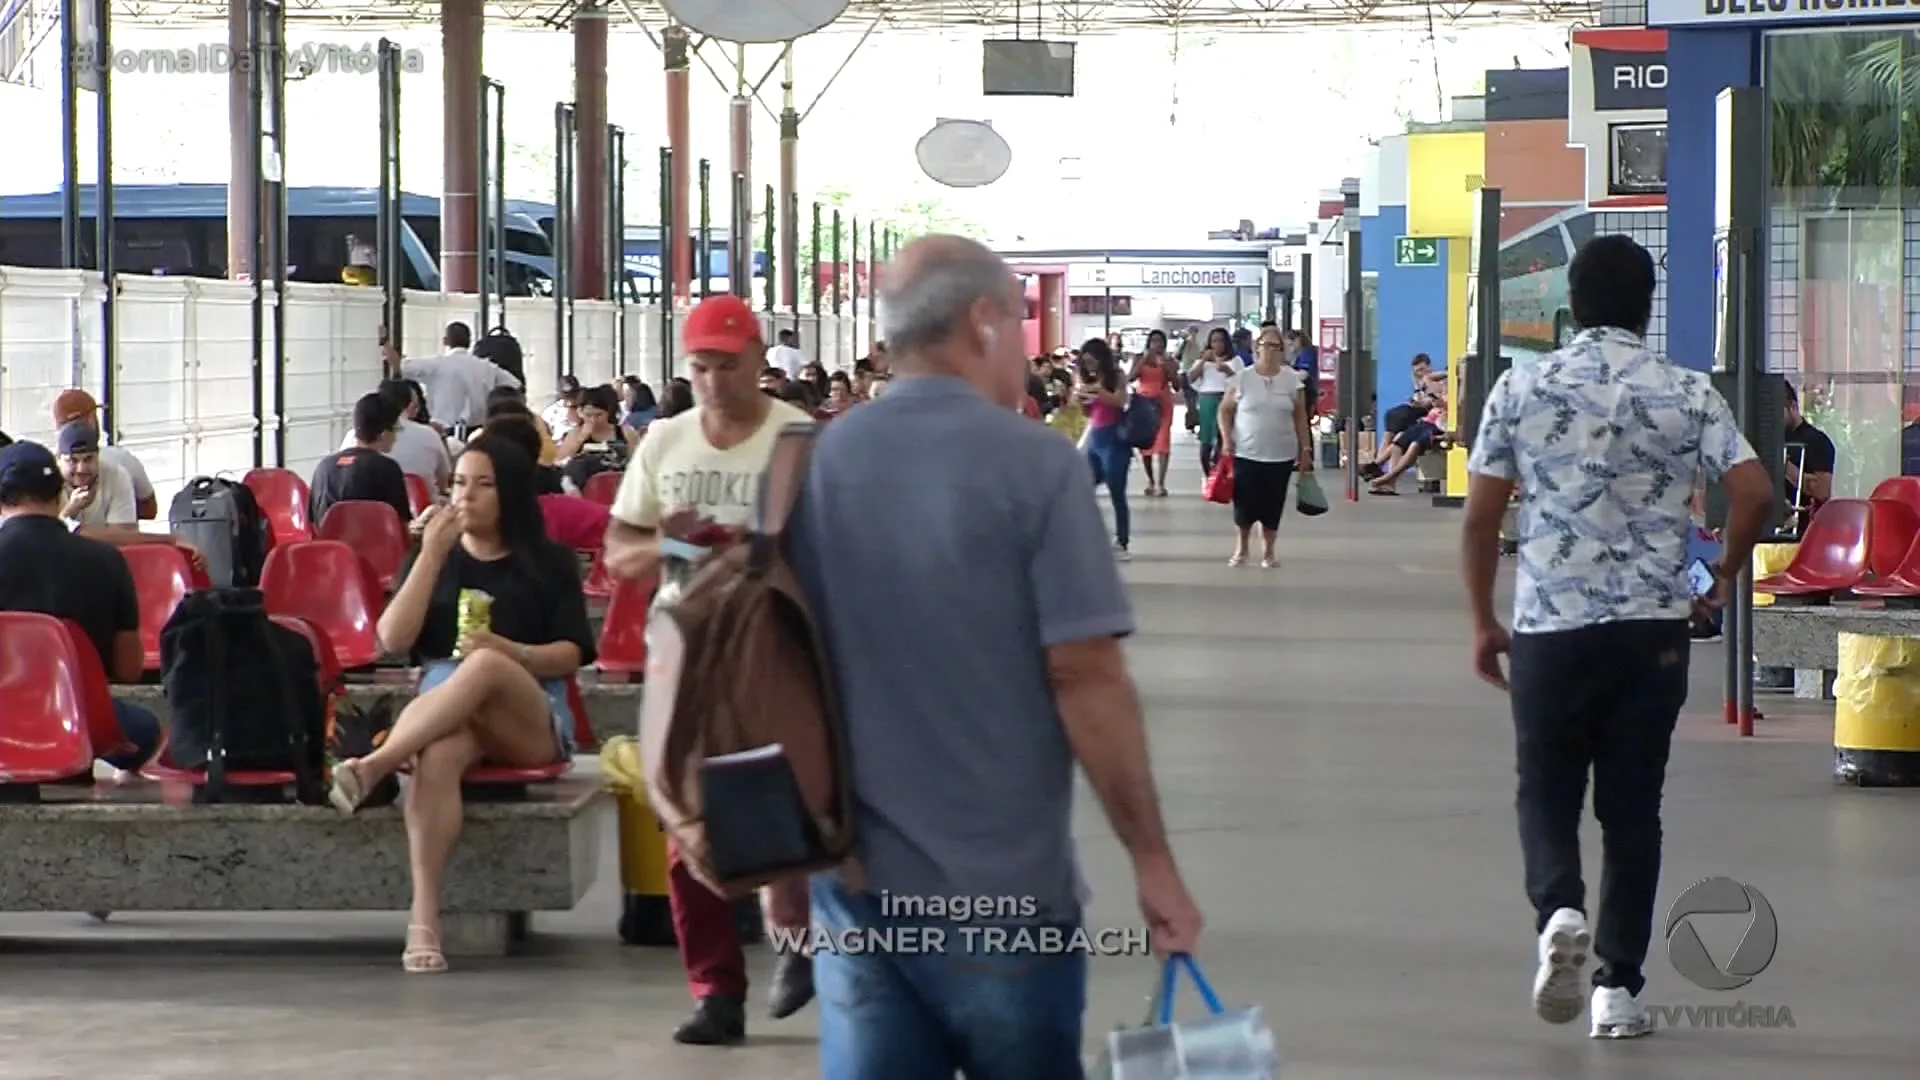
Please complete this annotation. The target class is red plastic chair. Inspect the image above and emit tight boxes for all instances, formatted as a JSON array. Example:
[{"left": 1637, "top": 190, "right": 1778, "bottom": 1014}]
[
  {"left": 58, "top": 620, "right": 138, "bottom": 763},
  {"left": 582, "top": 469, "right": 623, "bottom": 507},
  {"left": 0, "top": 613, "right": 94, "bottom": 785},
  {"left": 404, "top": 474, "right": 433, "bottom": 518},
  {"left": 1754, "top": 499, "right": 1873, "bottom": 601},
  {"left": 1871, "top": 476, "right": 1920, "bottom": 517},
  {"left": 261, "top": 540, "right": 386, "bottom": 670},
  {"left": 316, "top": 500, "right": 411, "bottom": 591},
  {"left": 582, "top": 548, "right": 615, "bottom": 600},
  {"left": 1868, "top": 499, "right": 1920, "bottom": 579},
  {"left": 121, "top": 543, "right": 197, "bottom": 672},
  {"left": 243, "top": 467, "right": 312, "bottom": 547},
  {"left": 595, "top": 571, "right": 657, "bottom": 679}
]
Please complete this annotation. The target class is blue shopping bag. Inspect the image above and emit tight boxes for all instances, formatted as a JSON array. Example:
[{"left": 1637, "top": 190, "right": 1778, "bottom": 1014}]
[{"left": 1101, "top": 954, "right": 1279, "bottom": 1079}]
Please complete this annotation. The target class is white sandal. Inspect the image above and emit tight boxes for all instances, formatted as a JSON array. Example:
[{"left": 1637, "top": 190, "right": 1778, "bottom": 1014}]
[
  {"left": 1228, "top": 554, "right": 1246, "bottom": 567},
  {"left": 403, "top": 924, "right": 448, "bottom": 974}
]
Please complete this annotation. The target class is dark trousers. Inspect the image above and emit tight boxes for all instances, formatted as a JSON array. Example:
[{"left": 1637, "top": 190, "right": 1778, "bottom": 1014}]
[{"left": 1509, "top": 618, "right": 1690, "bottom": 996}]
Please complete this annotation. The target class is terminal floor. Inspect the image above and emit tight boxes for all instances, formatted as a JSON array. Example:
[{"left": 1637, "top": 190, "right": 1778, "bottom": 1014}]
[{"left": 4, "top": 455, "right": 1919, "bottom": 1079}]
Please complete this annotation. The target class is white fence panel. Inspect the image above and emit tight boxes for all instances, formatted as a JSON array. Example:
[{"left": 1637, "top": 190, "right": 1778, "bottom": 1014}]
[
  {"left": 283, "top": 283, "right": 381, "bottom": 479},
  {"left": 572, "top": 300, "right": 618, "bottom": 390},
  {"left": 0, "top": 268, "right": 101, "bottom": 443}
]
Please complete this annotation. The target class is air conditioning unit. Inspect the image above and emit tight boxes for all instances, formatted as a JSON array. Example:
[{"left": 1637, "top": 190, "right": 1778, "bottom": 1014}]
[{"left": 1609, "top": 122, "right": 1667, "bottom": 196}]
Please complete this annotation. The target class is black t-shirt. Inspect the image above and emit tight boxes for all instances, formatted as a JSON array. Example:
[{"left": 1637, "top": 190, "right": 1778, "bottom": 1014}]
[
  {"left": 310, "top": 447, "right": 412, "bottom": 529},
  {"left": 1785, "top": 420, "right": 1837, "bottom": 476},
  {"left": 0, "top": 515, "right": 137, "bottom": 670},
  {"left": 399, "top": 541, "right": 597, "bottom": 666}
]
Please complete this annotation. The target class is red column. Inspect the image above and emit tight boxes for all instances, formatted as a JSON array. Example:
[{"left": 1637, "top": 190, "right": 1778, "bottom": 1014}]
[
  {"left": 664, "top": 25, "right": 691, "bottom": 305},
  {"left": 572, "top": 1, "right": 607, "bottom": 300},
  {"left": 225, "top": 0, "right": 255, "bottom": 280},
  {"left": 440, "top": 0, "right": 483, "bottom": 294}
]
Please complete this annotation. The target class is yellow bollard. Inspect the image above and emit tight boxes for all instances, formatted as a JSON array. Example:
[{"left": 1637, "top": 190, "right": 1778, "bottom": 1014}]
[{"left": 1832, "top": 632, "right": 1920, "bottom": 787}]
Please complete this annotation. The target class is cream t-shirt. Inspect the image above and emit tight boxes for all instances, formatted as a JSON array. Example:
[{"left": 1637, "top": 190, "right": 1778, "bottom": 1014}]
[{"left": 610, "top": 400, "right": 814, "bottom": 605}]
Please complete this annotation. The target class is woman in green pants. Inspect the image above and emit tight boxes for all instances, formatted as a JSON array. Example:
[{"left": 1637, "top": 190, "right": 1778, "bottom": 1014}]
[{"left": 1186, "top": 327, "right": 1238, "bottom": 476}]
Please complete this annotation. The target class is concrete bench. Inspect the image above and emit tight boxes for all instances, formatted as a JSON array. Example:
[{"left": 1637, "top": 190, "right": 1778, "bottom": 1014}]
[
  {"left": 114, "top": 678, "right": 643, "bottom": 749},
  {"left": 1749, "top": 605, "right": 1920, "bottom": 699},
  {"left": 0, "top": 776, "right": 606, "bottom": 956}
]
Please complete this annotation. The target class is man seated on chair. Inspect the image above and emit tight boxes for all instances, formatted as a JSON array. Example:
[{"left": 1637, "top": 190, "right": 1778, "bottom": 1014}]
[
  {"left": 0, "top": 440, "right": 163, "bottom": 774},
  {"left": 1365, "top": 404, "right": 1453, "bottom": 495},
  {"left": 310, "top": 392, "right": 413, "bottom": 529}
]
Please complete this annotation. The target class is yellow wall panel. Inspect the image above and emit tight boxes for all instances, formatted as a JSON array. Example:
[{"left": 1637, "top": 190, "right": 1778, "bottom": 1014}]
[
  {"left": 1405, "top": 131, "right": 1485, "bottom": 240},
  {"left": 1445, "top": 238, "right": 1470, "bottom": 496}
]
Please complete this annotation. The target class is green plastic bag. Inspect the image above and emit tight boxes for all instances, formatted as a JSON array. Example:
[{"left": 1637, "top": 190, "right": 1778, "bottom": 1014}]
[{"left": 1294, "top": 471, "right": 1328, "bottom": 517}]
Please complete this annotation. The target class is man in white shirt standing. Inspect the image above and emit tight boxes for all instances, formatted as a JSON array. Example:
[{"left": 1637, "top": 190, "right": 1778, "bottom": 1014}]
[
  {"left": 768, "top": 329, "right": 807, "bottom": 378},
  {"left": 52, "top": 389, "right": 156, "bottom": 520},
  {"left": 395, "top": 321, "right": 521, "bottom": 429}
]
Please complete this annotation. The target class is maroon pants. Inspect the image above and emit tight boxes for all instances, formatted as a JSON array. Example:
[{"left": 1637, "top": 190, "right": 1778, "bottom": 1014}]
[{"left": 668, "top": 839, "right": 748, "bottom": 1000}]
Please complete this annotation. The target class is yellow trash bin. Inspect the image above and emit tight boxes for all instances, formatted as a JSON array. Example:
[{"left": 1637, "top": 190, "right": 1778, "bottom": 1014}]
[
  {"left": 1751, "top": 542, "right": 1799, "bottom": 607},
  {"left": 1832, "top": 632, "right": 1920, "bottom": 787},
  {"left": 601, "top": 736, "right": 766, "bottom": 946}
]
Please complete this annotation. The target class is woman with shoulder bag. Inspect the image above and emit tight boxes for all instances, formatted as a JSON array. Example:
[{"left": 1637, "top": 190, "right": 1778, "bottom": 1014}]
[{"left": 1217, "top": 325, "right": 1314, "bottom": 569}]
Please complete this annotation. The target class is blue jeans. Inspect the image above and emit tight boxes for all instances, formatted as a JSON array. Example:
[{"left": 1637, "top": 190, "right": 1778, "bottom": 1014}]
[
  {"left": 107, "top": 700, "right": 162, "bottom": 771},
  {"left": 1085, "top": 424, "right": 1132, "bottom": 547},
  {"left": 811, "top": 875, "right": 1088, "bottom": 1080}
]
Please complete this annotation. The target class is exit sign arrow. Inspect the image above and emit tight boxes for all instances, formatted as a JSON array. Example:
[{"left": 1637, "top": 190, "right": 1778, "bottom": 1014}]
[{"left": 1394, "top": 236, "right": 1439, "bottom": 267}]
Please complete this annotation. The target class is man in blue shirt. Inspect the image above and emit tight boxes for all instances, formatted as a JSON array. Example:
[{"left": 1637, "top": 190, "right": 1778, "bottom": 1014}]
[
  {"left": 790, "top": 235, "right": 1203, "bottom": 1079},
  {"left": 1462, "top": 235, "right": 1773, "bottom": 1040}
]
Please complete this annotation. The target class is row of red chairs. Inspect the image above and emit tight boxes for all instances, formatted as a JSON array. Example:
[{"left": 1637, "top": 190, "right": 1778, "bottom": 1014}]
[
  {"left": 127, "top": 538, "right": 654, "bottom": 682},
  {"left": 0, "top": 608, "right": 585, "bottom": 795},
  {"left": 1754, "top": 483, "right": 1920, "bottom": 603}
]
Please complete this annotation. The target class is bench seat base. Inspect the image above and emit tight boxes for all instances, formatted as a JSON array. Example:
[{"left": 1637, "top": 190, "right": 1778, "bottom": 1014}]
[{"left": 0, "top": 778, "right": 606, "bottom": 955}]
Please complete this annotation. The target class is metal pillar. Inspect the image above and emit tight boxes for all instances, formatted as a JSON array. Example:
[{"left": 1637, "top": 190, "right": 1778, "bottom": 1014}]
[
  {"left": 849, "top": 212, "right": 859, "bottom": 343},
  {"left": 697, "top": 159, "right": 713, "bottom": 298},
  {"left": 81, "top": 0, "right": 117, "bottom": 435},
  {"left": 223, "top": 0, "right": 254, "bottom": 280},
  {"left": 1341, "top": 188, "right": 1363, "bottom": 502},
  {"left": 866, "top": 218, "right": 877, "bottom": 345},
  {"left": 242, "top": 0, "right": 285, "bottom": 466},
  {"left": 762, "top": 184, "right": 776, "bottom": 313},
  {"left": 376, "top": 40, "right": 404, "bottom": 344},
  {"left": 1298, "top": 253, "right": 1313, "bottom": 360},
  {"left": 608, "top": 125, "right": 628, "bottom": 373},
  {"left": 778, "top": 46, "right": 799, "bottom": 312},
  {"left": 663, "top": 25, "right": 691, "bottom": 305},
  {"left": 730, "top": 171, "right": 749, "bottom": 300},
  {"left": 809, "top": 202, "right": 823, "bottom": 361},
  {"left": 478, "top": 78, "right": 506, "bottom": 332},
  {"left": 573, "top": 0, "right": 608, "bottom": 300},
  {"left": 659, "top": 146, "right": 677, "bottom": 384},
  {"left": 552, "top": 104, "right": 576, "bottom": 383},
  {"left": 440, "top": 0, "right": 482, "bottom": 293},
  {"left": 1717, "top": 87, "right": 1768, "bottom": 739}
]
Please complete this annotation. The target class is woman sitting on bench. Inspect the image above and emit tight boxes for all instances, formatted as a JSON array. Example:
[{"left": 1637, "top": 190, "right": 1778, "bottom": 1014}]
[{"left": 328, "top": 433, "right": 596, "bottom": 974}]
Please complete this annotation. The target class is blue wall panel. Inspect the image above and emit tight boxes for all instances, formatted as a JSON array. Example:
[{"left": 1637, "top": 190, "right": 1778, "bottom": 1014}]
[
  {"left": 1364, "top": 204, "right": 1450, "bottom": 412},
  {"left": 1666, "top": 26, "right": 1760, "bottom": 372}
]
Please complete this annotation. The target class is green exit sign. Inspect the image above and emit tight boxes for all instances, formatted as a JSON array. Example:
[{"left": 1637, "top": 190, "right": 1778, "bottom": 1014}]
[{"left": 1394, "top": 236, "right": 1440, "bottom": 267}]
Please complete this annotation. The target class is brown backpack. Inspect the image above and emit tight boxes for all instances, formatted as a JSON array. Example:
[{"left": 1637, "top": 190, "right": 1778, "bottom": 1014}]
[{"left": 637, "top": 423, "right": 858, "bottom": 897}]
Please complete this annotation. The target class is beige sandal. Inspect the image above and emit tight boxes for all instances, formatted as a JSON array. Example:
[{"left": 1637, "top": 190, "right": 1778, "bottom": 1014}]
[
  {"left": 403, "top": 924, "right": 448, "bottom": 973},
  {"left": 328, "top": 760, "right": 366, "bottom": 816}
]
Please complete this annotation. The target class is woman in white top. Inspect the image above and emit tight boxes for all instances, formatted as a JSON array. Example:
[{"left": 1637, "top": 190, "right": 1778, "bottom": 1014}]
[
  {"left": 1217, "top": 325, "right": 1313, "bottom": 568},
  {"left": 1185, "top": 326, "right": 1238, "bottom": 477}
]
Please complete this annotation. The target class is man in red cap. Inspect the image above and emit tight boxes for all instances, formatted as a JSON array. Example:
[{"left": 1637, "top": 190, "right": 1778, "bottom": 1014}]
[
  {"left": 601, "top": 293, "right": 816, "bottom": 1044},
  {"left": 52, "top": 389, "right": 158, "bottom": 520}
]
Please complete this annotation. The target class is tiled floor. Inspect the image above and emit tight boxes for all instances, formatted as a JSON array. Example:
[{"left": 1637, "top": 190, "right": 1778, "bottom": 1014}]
[{"left": 3, "top": 456, "right": 1917, "bottom": 1078}]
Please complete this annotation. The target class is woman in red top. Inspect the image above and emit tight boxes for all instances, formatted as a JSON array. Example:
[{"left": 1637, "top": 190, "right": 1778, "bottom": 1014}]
[{"left": 1130, "top": 330, "right": 1177, "bottom": 496}]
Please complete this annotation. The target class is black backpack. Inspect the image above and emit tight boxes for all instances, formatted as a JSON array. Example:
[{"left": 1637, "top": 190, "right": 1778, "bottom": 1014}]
[
  {"left": 474, "top": 326, "right": 527, "bottom": 386},
  {"left": 159, "top": 588, "right": 326, "bottom": 804},
  {"left": 168, "top": 477, "right": 270, "bottom": 588}
]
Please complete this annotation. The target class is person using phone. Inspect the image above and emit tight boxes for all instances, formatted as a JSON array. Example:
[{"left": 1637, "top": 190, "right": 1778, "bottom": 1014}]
[{"left": 600, "top": 293, "right": 817, "bottom": 1045}]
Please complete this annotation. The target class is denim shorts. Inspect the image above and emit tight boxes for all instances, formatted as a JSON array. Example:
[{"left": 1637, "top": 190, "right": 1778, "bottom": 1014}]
[{"left": 419, "top": 658, "right": 575, "bottom": 758}]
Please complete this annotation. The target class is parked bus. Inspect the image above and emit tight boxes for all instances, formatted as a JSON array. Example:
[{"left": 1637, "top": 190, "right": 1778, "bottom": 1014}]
[{"left": 0, "top": 184, "right": 555, "bottom": 295}]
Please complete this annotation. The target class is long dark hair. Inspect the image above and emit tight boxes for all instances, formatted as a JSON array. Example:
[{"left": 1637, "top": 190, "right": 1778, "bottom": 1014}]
[
  {"left": 623, "top": 377, "right": 656, "bottom": 413},
  {"left": 662, "top": 378, "right": 695, "bottom": 417},
  {"left": 1206, "top": 327, "right": 1232, "bottom": 357},
  {"left": 1146, "top": 329, "right": 1167, "bottom": 355},
  {"left": 1080, "top": 337, "right": 1121, "bottom": 392},
  {"left": 405, "top": 378, "right": 432, "bottom": 425},
  {"left": 458, "top": 434, "right": 552, "bottom": 568}
]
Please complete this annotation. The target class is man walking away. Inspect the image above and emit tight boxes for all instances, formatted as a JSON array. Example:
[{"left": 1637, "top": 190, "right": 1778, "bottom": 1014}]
[
  {"left": 1461, "top": 234, "right": 1773, "bottom": 1039},
  {"left": 394, "top": 321, "right": 521, "bottom": 429},
  {"left": 769, "top": 329, "right": 807, "bottom": 378},
  {"left": 789, "top": 235, "right": 1204, "bottom": 1079}
]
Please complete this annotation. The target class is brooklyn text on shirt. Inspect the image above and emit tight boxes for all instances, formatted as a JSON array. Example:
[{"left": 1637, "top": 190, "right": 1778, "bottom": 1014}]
[
  {"left": 660, "top": 468, "right": 758, "bottom": 511},
  {"left": 768, "top": 923, "right": 1154, "bottom": 958}
]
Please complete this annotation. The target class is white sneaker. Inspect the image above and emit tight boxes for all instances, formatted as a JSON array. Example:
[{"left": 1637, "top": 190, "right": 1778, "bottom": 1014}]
[
  {"left": 1532, "top": 907, "right": 1591, "bottom": 1024},
  {"left": 1590, "top": 986, "right": 1652, "bottom": 1039},
  {"left": 1114, "top": 543, "right": 1131, "bottom": 562}
]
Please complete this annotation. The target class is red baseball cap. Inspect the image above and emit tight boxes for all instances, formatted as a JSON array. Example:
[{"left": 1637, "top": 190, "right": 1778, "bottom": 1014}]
[{"left": 681, "top": 294, "right": 762, "bottom": 356}]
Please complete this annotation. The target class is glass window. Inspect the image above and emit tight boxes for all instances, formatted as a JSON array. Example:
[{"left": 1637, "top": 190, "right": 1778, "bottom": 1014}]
[
  {"left": 1767, "top": 31, "right": 1913, "bottom": 495},
  {"left": 1497, "top": 230, "right": 1568, "bottom": 281}
]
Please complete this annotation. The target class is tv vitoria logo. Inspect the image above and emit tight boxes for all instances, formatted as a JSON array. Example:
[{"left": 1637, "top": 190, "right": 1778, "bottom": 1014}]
[{"left": 1655, "top": 876, "right": 1795, "bottom": 1030}]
